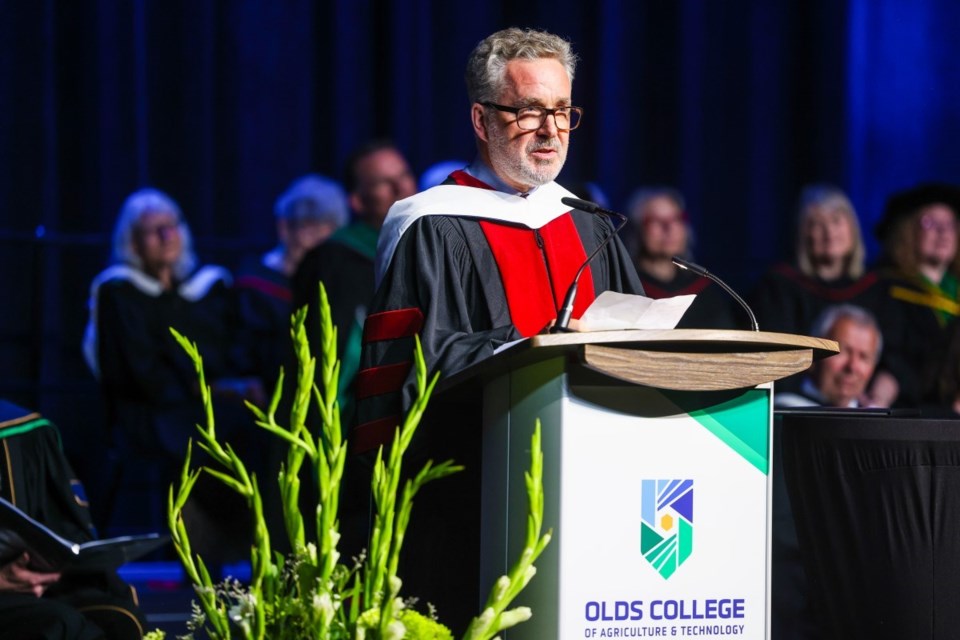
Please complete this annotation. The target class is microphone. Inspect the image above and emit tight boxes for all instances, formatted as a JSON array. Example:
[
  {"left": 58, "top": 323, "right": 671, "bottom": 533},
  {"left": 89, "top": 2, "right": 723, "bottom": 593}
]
[
  {"left": 553, "top": 197, "right": 629, "bottom": 331},
  {"left": 671, "top": 256, "right": 759, "bottom": 331}
]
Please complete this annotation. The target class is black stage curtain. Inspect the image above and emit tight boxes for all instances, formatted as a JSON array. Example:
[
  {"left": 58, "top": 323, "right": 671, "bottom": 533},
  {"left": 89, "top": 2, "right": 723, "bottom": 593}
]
[{"left": 2, "top": 1, "right": 960, "bottom": 488}]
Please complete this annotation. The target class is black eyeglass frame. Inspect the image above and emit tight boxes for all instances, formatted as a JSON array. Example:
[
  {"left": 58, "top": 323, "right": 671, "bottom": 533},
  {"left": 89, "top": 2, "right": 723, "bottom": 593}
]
[{"left": 480, "top": 102, "right": 584, "bottom": 131}]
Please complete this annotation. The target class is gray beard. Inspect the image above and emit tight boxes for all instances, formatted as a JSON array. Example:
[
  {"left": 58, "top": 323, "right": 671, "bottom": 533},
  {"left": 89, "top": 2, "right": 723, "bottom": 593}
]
[{"left": 488, "top": 130, "right": 566, "bottom": 190}]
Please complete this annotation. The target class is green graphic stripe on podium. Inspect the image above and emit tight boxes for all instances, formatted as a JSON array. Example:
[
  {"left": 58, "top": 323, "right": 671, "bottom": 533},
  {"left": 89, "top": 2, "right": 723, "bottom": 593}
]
[{"left": 688, "top": 389, "right": 769, "bottom": 474}]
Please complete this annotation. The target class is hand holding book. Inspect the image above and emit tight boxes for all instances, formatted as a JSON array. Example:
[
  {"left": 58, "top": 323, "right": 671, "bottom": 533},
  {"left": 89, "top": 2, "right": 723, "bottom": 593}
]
[
  {"left": 0, "top": 497, "right": 168, "bottom": 573},
  {"left": 0, "top": 551, "right": 61, "bottom": 596}
]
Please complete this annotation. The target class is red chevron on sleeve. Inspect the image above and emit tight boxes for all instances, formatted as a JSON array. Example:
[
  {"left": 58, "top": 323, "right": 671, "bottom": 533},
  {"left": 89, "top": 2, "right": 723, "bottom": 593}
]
[
  {"left": 363, "top": 307, "right": 425, "bottom": 343},
  {"left": 352, "top": 415, "right": 401, "bottom": 454},
  {"left": 356, "top": 362, "right": 412, "bottom": 399}
]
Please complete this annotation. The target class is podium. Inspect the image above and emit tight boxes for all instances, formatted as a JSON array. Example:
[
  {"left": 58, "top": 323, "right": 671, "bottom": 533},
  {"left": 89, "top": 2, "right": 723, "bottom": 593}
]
[{"left": 438, "top": 329, "right": 837, "bottom": 640}]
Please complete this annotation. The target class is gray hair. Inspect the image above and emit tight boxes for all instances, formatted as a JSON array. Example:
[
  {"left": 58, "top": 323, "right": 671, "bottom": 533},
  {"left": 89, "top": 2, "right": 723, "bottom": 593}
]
[
  {"left": 465, "top": 28, "right": 578, "bottom": 104},
  {"left": 626, "top": 186, "right": 695, "bottom": 260},
  {"left": 627, "top": 187, "right": 687, "bottom": 225},
  {"left": 810, "top": 303, "right": 883, "bottom": 358},
  {"left": 274, "top": 174, "right": 349, "bottom": 227},
  {"left": 111, "top": 188, "right": 196, "bottom": 279},
  {"left": 795, "top": 183, "right": 866, "bottom": 279}
]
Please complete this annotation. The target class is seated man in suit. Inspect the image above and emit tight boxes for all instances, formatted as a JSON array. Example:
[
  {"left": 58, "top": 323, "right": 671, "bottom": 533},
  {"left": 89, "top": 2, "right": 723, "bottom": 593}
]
[
  {"left": 775, "top": 303, "right": 883, "bottom": 408},
  {"left": 0, "top": 399, "right": 146, "bottom": 639},
  {"left": 771, "top": 303, "right": 882, "bottom": 639}
]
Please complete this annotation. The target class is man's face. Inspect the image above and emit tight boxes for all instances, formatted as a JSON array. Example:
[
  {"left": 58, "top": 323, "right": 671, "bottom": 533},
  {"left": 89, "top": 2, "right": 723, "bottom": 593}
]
[
  {"left": 639, "top": 196, "right": 687, "bottom": 259},
  {"left": 350, "top": 148, "right": 416, "bottom": 228},
  {"left": 814, "top": 317, "right": 880, "bottom": 407},
  {"left": 473, "top": 58, "right": 571, "bottom": 192}
]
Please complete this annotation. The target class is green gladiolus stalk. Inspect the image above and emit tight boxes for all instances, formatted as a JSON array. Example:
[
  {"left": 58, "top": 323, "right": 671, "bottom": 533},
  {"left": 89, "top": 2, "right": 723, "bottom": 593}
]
[
  {"left": 462, "top": 422, "right": 552, "bottom": 640},
  {"left": 158, "top": 281, "right": 548, "bottom": 640}
]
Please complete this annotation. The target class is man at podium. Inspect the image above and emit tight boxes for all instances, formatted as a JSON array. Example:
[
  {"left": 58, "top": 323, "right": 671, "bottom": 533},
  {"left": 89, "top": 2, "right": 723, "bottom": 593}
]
[
  {"left": 356, "top": 26, "right": 644, "bottom": 453},
  {"left": 351, "top": 27, "right": 645, "bottom": 634}
]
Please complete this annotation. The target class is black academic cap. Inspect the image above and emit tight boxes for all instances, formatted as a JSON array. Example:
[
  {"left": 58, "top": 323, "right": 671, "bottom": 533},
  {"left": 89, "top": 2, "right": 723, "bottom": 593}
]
[{"left": 875, "top": 182, "right": 960, "bottom": 242}]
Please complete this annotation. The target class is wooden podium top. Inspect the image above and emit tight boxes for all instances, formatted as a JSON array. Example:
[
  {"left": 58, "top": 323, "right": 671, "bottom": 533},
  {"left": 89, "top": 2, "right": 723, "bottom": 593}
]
[{"left": 439, "top": 329, "right": 839, "bottom": 393}]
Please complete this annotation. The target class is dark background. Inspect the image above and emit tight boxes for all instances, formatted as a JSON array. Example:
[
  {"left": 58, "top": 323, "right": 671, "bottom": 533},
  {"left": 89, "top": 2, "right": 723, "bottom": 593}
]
[{"left": 2, "top": 1, "right": 959, "bottom": 491}]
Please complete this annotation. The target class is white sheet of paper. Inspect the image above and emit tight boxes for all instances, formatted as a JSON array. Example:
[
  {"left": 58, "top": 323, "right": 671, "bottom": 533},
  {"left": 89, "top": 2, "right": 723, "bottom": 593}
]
[
  {"left": 578, "top": 291, "right": 695, "bottom": 331},
  {"left": 491, "top": 292, "right": 695, "bottom": 354}
]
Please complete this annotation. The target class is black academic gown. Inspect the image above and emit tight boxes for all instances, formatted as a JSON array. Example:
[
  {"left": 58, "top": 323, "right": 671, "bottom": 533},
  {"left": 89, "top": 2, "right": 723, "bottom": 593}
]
[
  {"left": 293, "top": 222, "right": 380, "bottom": 425},
  {"left": 357, "top": 209, "right": 644, "bottom": 450},
  {"left": 750, "top": 263, "right": 883, "bottom": 336},
  {"left": 872, "top": 266, "right": 960, "bottom": 407},
  {"left": 94, "top": 268, "right": 241, "bottom": 459},
  {"left": 0, "top": 401, "right": 146, "bottom": 640},
  {"left": 750, "top": 264, "right": 884, "bottom": 394},
  {"left": 353, "top": 178, "right": 644, "bottom": 634},
  {"left": 233, "top": 254, "right": 294, "bottom": 392},
  {"left": 92, "top": 267, "right": 256, "bottom": 562}
]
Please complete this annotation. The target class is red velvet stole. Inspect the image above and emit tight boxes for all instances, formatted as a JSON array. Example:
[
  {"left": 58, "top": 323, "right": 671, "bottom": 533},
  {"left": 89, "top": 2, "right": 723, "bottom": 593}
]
[{"left": 449, "top": 170, "right": 595, "bottom": 335}]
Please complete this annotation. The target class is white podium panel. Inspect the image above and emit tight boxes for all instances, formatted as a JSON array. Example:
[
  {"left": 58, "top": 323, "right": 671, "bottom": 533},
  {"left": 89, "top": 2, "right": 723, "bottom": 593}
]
[{"left": 480, "top": 357, "right": 772, "bottom": 640}]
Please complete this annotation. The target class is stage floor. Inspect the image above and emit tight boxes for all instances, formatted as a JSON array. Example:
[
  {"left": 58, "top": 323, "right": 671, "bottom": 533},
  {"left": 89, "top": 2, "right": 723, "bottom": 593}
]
[{"left": 120, "top": 561, "right": 252, "bottom": 636}]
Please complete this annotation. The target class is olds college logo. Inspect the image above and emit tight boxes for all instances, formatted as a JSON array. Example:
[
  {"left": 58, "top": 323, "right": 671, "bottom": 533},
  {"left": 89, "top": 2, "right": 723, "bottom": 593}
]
[{"left": 641, "top": 479, "right": 693, "bottom": 579}]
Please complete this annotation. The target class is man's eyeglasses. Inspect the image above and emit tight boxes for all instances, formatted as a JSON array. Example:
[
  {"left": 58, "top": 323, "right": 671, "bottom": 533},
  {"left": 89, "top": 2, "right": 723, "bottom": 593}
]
[{"left": 481, "top": 102, "right": 583, "bottom": 131}]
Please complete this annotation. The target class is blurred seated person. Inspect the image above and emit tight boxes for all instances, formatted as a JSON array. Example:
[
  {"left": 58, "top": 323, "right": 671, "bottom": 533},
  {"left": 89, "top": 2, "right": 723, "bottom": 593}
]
[
  {"left": 750, "top": 184, "right": 891, "bottom": 400},
  {"left": 775, "top": 304, "right": 882, "bottom": 408},
  {"left": 872, "top": 182, "right": 960, "bottom": 407},
  {"left": 234, "top": 174, "right": 348, "bottom": 392},
  {"left": 626, "top": 186, "right": 740, "bottom": 328},
  {"left": 290, "top": 142, "right": 417, "bottom": 566},
  {"left": 293, "top": 141, "right": 417, "bottom": 423},
  {"left": 82, "top": 188, "right": 258, "bottom": 558},
  {"left": 770, "top": 303, "right": 882, "bottom": 640},
  {"left": 1, "top": 399, "right": 146, "bottom": 639},
  {"left": 751, "top": 184, "right": 880, "bottom": 335}
]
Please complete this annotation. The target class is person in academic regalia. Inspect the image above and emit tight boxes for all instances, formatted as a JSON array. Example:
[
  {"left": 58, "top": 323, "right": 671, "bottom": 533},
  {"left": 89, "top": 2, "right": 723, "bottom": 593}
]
[
  {"left": 285, "top": 143, "right": 417, "bottom": 561},
  {"left": 354, "top": 28, "right": 644, "bottom": 633},
  {"left": 83, "top": 188, "right": 259, "bottom": 562},
  {"left": 0, "top": 400, "right": 146, "bottom": 640},
  {"left": 750, "top": 184, "right": 887, "bottom": 398},
  {"left": 872, "top": 182, "right": 960, "bottom": 407},
  {"left": 625, "top": 186, "right": 741, "bottom": 329},
  {"left": 234, "top": 174, "right": 348, "bottom": 394},
  {"left": 292, "top": 142, "right": 417, "bottom": 426},
  {"left": 751, "top": 184, "right": 880, "bottom": 335}
]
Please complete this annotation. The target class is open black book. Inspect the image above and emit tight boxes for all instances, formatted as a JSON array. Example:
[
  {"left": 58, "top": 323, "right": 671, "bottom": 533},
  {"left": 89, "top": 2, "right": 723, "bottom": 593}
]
[{"left": 0, "top": 496, "right": 168, "bottom": 572}]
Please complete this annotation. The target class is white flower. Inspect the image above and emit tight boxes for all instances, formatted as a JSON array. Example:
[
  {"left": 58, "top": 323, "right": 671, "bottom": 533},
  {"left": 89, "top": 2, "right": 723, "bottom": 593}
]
[
  {"left": 313, "top": 592, "right": 336, "bottom": 625},
  {"left": 385, "top": 620, "right": 406, "bottom": 640},
  {"left": 499, "top": 606, "right": 532, "bottom": 628},
  {"left": 492, "top": 575, "right": 511, "bottom": 600},
  {"left": 388, "top": 575, "right": 403, "bottom": 597}
]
